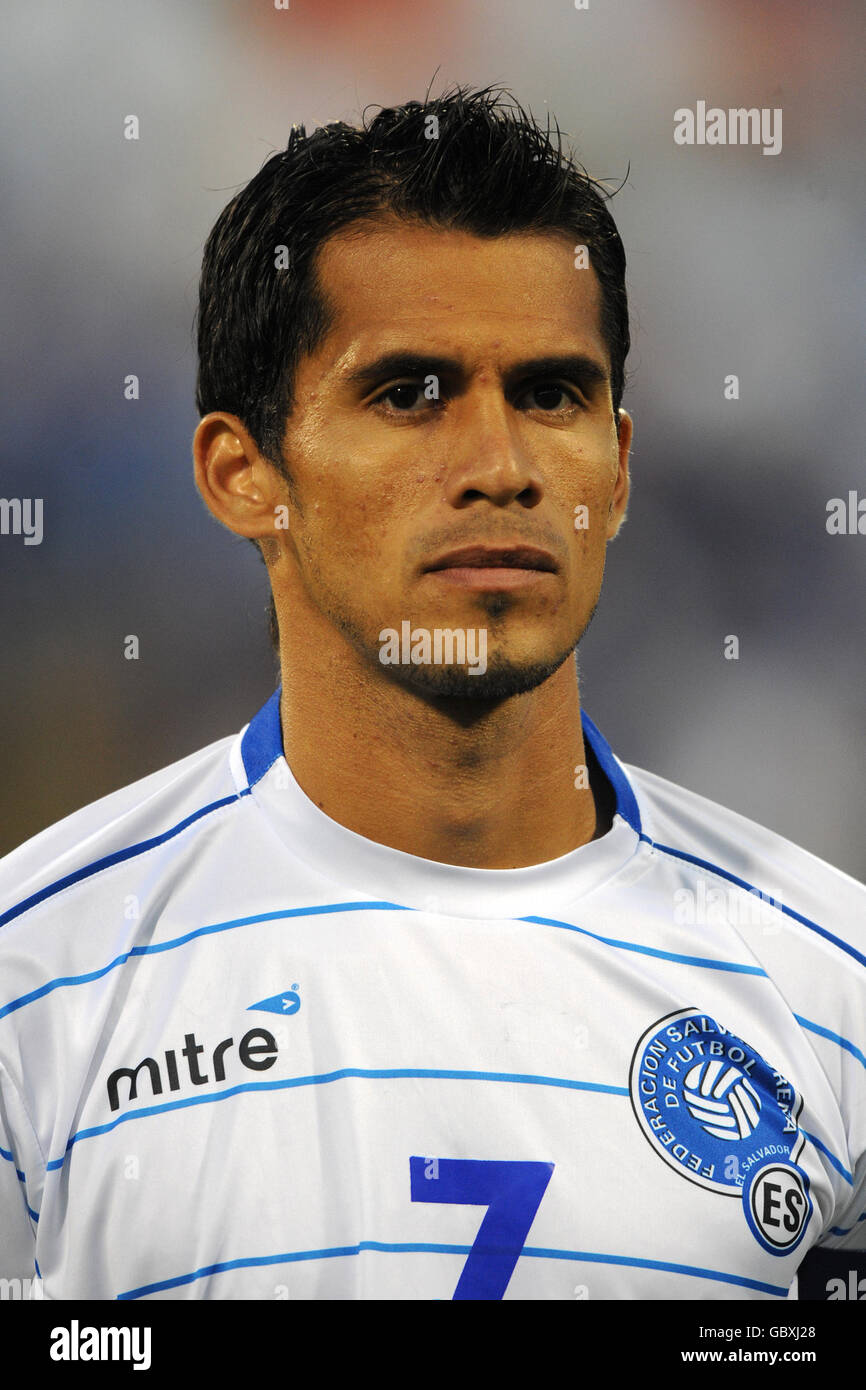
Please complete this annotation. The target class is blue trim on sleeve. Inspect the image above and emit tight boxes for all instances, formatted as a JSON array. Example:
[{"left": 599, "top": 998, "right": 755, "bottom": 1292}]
[
  {"left": 828, "top": 1213, "right": 866, "bottom": 1236},
  {"left": 0, "top": 1147, "right": 26, "bottom": 1184},
  {"left": 0, "top": 1146, "right": 37, "bottom": 1219},
  {"left": 644, "top": 837, "right": 866, "bottom": 973},
  {"left": 0, "top": 791, "right": 250, "bottom": 934},
  {"left": 795, "top": 1015, "right": 866, "bottom": 1072},
  {"left": 799, "top": 1130, "right": 853, "bottom": 1184},
  {"left": 0, "top": 691, "right": 288, "bottom": 934}
]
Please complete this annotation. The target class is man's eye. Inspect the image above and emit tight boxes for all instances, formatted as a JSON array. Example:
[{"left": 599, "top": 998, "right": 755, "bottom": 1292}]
[
  {"left": 521, "top": 382, "right": 580, "bottom": 412},
  {"left": 376, "top": 382, "right": 429, "bottom": 413},
  {"left": 372, "top": 380, "right": 581, "bottom": 415}
]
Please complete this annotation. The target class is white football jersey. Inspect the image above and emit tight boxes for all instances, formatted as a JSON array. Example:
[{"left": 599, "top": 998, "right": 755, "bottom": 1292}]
[{"left": 0, "top": 688, "right": 864, "bottom": 1300}]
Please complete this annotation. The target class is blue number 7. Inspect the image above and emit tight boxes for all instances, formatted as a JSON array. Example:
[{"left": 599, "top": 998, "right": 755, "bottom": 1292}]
[{"left": 410, "top": 1157, "right": 554, "bottom": 1300}]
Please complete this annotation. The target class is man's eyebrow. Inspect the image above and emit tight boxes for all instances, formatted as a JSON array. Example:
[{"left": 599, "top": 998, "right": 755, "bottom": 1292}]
[
  {"left": 507, "top": 354, "right": 609, "bottom": 389},
  {"left": 342, "top": 351, "right": 609, "bottom": 390},
  {"left": 343, "top": 353, "right": 462, "bottom": 387}
]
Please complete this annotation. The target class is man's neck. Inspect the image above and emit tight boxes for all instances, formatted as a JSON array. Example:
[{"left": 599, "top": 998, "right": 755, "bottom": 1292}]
[{"left": 278, "top": 655, "right": 602, "bottom": 870}]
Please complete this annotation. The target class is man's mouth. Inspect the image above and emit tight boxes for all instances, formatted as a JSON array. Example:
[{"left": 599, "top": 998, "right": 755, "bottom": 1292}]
[
  {"left": 423, "top": 545, "right": 559, "bottom": 590},
  {"left": 425, "top": 545, "right": 558, "bottom": 572}
]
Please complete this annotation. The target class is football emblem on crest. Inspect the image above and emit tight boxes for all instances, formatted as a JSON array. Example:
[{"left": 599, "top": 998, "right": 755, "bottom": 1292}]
[
  {"left": 629, "top": 1008, "right": 814, "bottom": 1257},
  {"left": 682, "top": 1059, "right": 762, "bottom": 1141}
]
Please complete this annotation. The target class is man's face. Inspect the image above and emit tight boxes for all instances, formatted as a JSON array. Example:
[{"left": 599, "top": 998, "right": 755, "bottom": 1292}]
[{"left": 274, "top": 217, "right": 630, "bottom": 700}]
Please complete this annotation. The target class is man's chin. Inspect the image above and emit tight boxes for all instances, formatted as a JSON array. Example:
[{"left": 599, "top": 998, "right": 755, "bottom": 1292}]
[{"left": 380, "top": 646, "right": 577, "bottom": 703}]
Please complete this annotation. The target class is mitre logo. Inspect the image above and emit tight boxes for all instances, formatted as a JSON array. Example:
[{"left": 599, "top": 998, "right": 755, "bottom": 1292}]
[{"left": 105, "top": 986, "right": 301, "bottom": 1114}]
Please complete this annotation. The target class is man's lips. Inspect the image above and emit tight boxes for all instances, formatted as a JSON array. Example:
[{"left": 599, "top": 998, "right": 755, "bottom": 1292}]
[
  {"left": 424, "top": 545, "right": 558, "bottom": 574},
  {"left": 423, "top": 545, "right": 559, "bottom": 590}
]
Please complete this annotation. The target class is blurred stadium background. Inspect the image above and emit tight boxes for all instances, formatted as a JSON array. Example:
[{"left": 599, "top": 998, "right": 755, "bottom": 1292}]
[{"left": 1, "top": 0, "right": 863, "bottom": 877}]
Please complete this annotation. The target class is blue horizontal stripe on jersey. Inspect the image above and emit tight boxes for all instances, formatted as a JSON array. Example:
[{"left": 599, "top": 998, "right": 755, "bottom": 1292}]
[
  {"left": 0, "top": 790, "right": 251, "bottom": 933},
  {"left": 794, "top": 1014, "right": 866, "bottom": 1071},
  {"left": 0, "top": 901, "right": 406, "bottom": 1022},
  {"left": 1, "top": 902, "right": 775, "bottom": 1026},
  {"left": 520, "top": 913, "right": 767, "bottom": 974},
  {"left": 45, "top": 1066, "right": 851, "bottom": 1187},
  {"left": 46, "top": 1068, "right": 631, "bottom": 1169},
  {"left": 116, "top": 1242, "right": 789, "bottom": 1301},
  {"left": 643, "top": 835, "right": 866, "bottom": 973}
]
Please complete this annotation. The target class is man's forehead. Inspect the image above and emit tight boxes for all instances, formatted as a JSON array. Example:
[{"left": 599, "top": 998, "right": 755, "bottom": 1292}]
[{"left": 312, "top": 217, "right": 608, "bottom": 374}]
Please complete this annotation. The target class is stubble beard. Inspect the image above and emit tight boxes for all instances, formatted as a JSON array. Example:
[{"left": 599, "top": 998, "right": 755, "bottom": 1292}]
[{"left": 318, "top": 586, "right": 600, "bottom": 706}]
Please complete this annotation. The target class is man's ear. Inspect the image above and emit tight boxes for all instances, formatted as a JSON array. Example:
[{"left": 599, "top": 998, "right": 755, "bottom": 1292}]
[
  {"left": 607, "top": 408, "right": 632, "bottom": 540},
  {"left": 192, "top": 412, "right": 286, "bottom": 546}
]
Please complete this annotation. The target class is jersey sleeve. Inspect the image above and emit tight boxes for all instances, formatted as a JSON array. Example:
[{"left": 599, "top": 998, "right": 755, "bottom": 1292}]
[
  {"left": 820, "top": 1150, "right": 866, "bottom": 1251},
  {"left": 0, "top": 1066, "right": 38, "bottom": 1286}
]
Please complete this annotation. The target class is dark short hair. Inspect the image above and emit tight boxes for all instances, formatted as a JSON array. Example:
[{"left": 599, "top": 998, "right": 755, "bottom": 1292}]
[{"left": 194, "top": 84, "right": 630, "bottom": 649}]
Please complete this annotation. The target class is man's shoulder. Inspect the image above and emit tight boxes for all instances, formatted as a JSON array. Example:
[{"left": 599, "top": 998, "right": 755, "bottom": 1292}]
[
  {"left": 623, "top": 758, "right": 866, "bottom": 949},
  {"left": 0, "top": 729, "right": 243, "bottom": 930}
]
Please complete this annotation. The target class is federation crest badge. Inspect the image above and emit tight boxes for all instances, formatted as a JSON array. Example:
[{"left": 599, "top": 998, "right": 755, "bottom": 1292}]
[{"left": 629, "top": 1007, "right": 812, "bottom": 1255}]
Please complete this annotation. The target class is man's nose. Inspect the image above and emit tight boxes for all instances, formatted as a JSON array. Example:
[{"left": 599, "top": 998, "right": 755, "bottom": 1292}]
[{"left": 440, "top": 388, "right": 544, "bottom": 509}]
